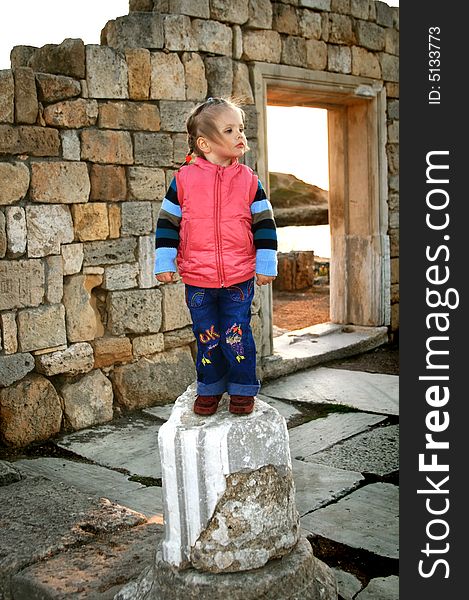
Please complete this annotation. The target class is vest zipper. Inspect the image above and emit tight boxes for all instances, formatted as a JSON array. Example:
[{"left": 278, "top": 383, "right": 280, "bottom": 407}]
[{"left": 215, "top": 167, "right": 226, "bottom": 287}]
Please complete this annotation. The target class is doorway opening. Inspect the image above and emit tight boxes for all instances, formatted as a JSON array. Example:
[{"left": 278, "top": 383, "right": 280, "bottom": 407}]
[{"left": 266, "top": 105, "right": 331, "bottom": 336}]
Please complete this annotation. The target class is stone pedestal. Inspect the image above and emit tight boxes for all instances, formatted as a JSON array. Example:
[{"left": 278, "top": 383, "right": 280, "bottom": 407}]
[{"left": 157, "top": 383, "right": 299, "bottom": 573}]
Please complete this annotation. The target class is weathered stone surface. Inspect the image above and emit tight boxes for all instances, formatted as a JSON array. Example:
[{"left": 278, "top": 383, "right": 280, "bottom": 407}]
[
  {"left": 0, "top": 69, "right": 14, "bottom": 123},
  {"left": 128, "top": 166, "right": 165, "bottom": 201},
  {"left": 247, "top": 0, "right": 273, "bottom": 29},
  {"left": 85, "top": 45, "right": 128, "bottom": 99},
  {"left": 99, "top": 101, "right": 161, "bottom": 131},
  {"left": 121, "top": 201, "right": 153, "bottom": 236},
  {"left": 35, "top": 342, "right": 94, "bottom": 376},
  {"left": 163, "top": 325, "right": 195, "bottom": 350},
  {"left": 82, "top": 237, "right": 137, "bottom": 266},
  {"left": 62, "top": 242, "right": 84, "bottom": 275},
  {"left": 30, "top": 161, "right": 90, "bottom": 203},
  {"left": 242, "top": 30, "right": 282, "bottom": 63},
  {"left": 273, "top": 3, "right": 299, "bottom": 34},
  {"left": 108, "top": 204, "right": 122, "bottom": 238},
  {"left": 28, "top": 38, "right": 86, "bottom": 79},
  {"left": 43, "top": 98, "right": 98, "bottom": 128},
  {"left": 126, "top": 48, "right": 151, "bottom": 100},
  {"left": 193, "top": 19, "right": 233, "bottom": 55},
  {"left": 159, "top": 100, "right": 195, "bottom": 132},
  {"left": 355, "top": 575, "right": 399, "bottom": 600},
  {"left": 0, "top": 259, "right": 45, "bottom": 310},
  {"left": 35, "top": 73, "right": 81, "bottom": 102},
  {"left": 182, "top": 52, "right": 207, "bottom": 101},
  {"left": 14, "top": 67, "right": 39, "bottom": 124},
  {"left": 63, "top": 274, "right": 104, "bottom": 342},
  {"left": 355, "top": 20, "right": 385, "bottom": 51},
  {"left": 0, "top": 460, "right": 21, "bottom": 486},
  {"left": 0, "top": 373, "right": 62, "bottom": 447},
  {"left": 61, "top": 129, "right": 81, "bottom": 160},
  {"left": 26, "top": 204, "right": 74, "bottom": 257},
  {"left": 164, "top": 14, "right": 197, "bottom": 51},
  {"left": 327, "top": 13, "right": 355, "bottom": 44},
  {"left": 92, "top": 336, "right": 133, "bottom": 368},
  {"left": 17, "top": 304, "right": 67, "bottom": 352},
  {"left": 299, "top": 9, "right": 322, "bottom": 39},
  {"left": 132, "top": 333, "right": 165, "bottom": 358},
  {"left": 138, "top": 235, "right": 156, "bottom": 289},
  {"left": 150, "top": 52, "right": 185, "bottom": 100},
  {"left": 5, "top": 206, "right": 27, "bottom": 257},
  {"left": 102, "top": 262, "right": 139, "bottom": 290},
  {"left": 168, "top": 0, "right": 210, "bottom": 18},
  {"left": 0, "top": 124, "right": 60, "bottom": 156},
  {"left": 380, "top": 52, "right": 398, "bottom": 82},
  {"left": 0, "top": 162, "right": 30, "bottom": 205},
  {"left": 0, "top": 353, "right": 35, "bottom": 388},
  {"left": 44, "top": 254, "right": 64, "bottom": 303},
  {"left": 81, "top": 129, "right": 133, "bottom": 164},
  {"left": 59, "top": 369, "right": 114, "bottom": 430},
  {"left": 134, "top": 132, "right": 173, "bottom": 167},
  {"left": 10, "top": 45, "right": 37, "bottom": 69},
  {"left": 107, "top": 288, "right": 162, "bottom": 335},
  {"left": 90, "top": 164, "right": 127, "bottom": 201},
  {"left": 233, "top": 25, "right": 243, "bottom": 60},
  {"left": 282, "top": 36, "right": 308, "bottom": 67},
  {"left": 161, "top": 282, "right": 192, "bottom": 331},
  {"left": 0, "top": 211, "right": 6, "bottom": 257},
  {"left": 275, "top": 251, "right": 315, "bottom": 291},
  {"left": 72, "top": 202, "right": 110, "bottom": 241},
  {"left": 328, "top": 45, "right": 351, "bottom": 73},
  {"left": 102, "top": 13, "right": 164, "bottom": 51},
  {"left": 0, "top": 311, "right": 18, "bottom": 354},
  {"left": 112, "top": 347, "right": 195, "bottom": 409},
  {"left": 210, "top": 0, "right": 249, "bottom": 24},
  {"left": 205, "top": 56, "right": 233, "bottom": 98},
  {"left": 232, "top": 62, "right": 254, "bottom": 103},
  {"left": 351, "top": 45, "right": 381, "bottom": 78}
]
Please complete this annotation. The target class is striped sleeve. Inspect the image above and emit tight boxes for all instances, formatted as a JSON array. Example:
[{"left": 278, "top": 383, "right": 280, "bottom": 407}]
[
  {"left": 250, "top": 178, "right": 278, "bottom": 276},
  {"left": 154, "top": 177, "right": 181, "bottom": 274}
]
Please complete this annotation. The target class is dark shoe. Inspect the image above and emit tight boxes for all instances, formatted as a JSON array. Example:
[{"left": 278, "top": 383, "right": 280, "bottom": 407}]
[
  {"left": 229, "top": 395, "right": 255, "bottom": 415},
  {"left": 194, "top": 394, "right": 223, "bottom": 416}
]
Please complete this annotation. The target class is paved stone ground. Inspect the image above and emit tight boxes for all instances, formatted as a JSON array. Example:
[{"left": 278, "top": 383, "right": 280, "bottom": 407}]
[{"left": 0, "top": 336, "right": 399, "bottom": 599}]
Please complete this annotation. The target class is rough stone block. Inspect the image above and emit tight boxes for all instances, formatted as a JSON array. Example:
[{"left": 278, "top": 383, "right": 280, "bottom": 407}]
[
  {"left": 182, "top": 52, "right": 208, "bottom": 101},
  {"left": 5, "top": 206, "right": 27, "bottom": 257},
  {"left": 108, "top": 204, "right": 121, "bottom": 239},
  {"left": 0, "top": 125, "right": 60, "bottom": 157},
  {"left": 59, "top": 369, "right": 114, "bottom": 430},
  {"left": 30, "top": 161, "right": 90, "bottom": 204},
  {"left": 0, "top": 211, "right": 6, "bottom": 258},
  {"left": 350, "top": 0, "right": 371, "bottom": 20},
  {"left": 102, "top": 262, "right": 139, "bottom": 290},
  {"left": 98, "top": 101, "right": 161, "bottom": 131},
  {"left": 158, "top": 386, "right": 299, "bottom": 571},
  {"left": 0, "top": 373, "right": 62, "bottom": 447},
  {"left": 242, "top": 30, "right": 282, "bottom": 63},
  {"left": 81, "top": 129, "right": 133, "bottom": 164},
  {"left": 354, "top": 20, "right": 385, "bottom": 51},
  {"left": 71, "top": 203, "right": 110, "bottom": 241},
  {"left": 132, "top": 333, "right": 165, "bottom": 358},
  {"left": 44, "top": 254, "right": 64, "bottom": 304},
  {"left": 380, "top": 52, "right": 398, "bottom": 82},
  {"left": 63, "top": 274, "right": 104, "bottom": 342},
  {"left": 273, "top": 3, "right": 299, "bottom": 34},
  {"left": 35, "top": 73, "right": 81, "bottom": 103},
  {"left": 0, "top": 312, "right": 18, "bottom": 354},
  {"left": 161, "top": 282, "right": 192, "bottom": 331},
  {"left": 192, "top": 20, "right": 233, "bottom": 56},
  {"left": 247, "top": 0, "right": 273, "bottom": 29},
  {"left": 107, "top": 288, "right": 162, "bottom": 335},
  {"left": 43, "top": 98, "right": 98, "bottom": 128},
  {"left": 127, "top": 166, "right": 165, "bottom": 201},
  {"left": 82, "top": 238, "right": 137, "bottom": 266},
  {"left": 351, "top": 45, "right": 381, "bottom": 78},
  {"left": 210, "top": 0, "right": 249, "bottom": 24},
  {"left": 85, "top": 45, "right": 129, "bottom": 99},
  {"left": 0, "top": 353, "right": 35, "bottom": 388},
  {"left": 134, "top": 132, "right": 173, "bottom": 167},
  {"left": 26, "top": 204, "right": 74, "bottom": 257},
  {"left": 164, "top": 326, "right": 195, "bottom": 350},
  {"left": 0, "top": 70, "right": 14, "bottom": 123},
  {"left": 327, "top": 13, "right": 355, "bottom": 44},
  {"left": 159, "top": 101, "right": 196, "bottom": 133},
  {"left": 126, "top": 48, "right": 151, "bottom": 100},
  {"left": 13, "top": 67, "right": 38, "bottom": 124},
  {"left": 164, "top": 14, "right": 197, "bottom": 51},
  {"left": 299, "top": 9, "right": 322, "bottom": 39},
  {"left": 282, "top": 36, "right": 308, "bottom": 68},
  {"left": 90, "top": 164, "right": 127, "bottom": 202},
  {"left": 205, "top": 56, "right": 233, "bottom": 98},
  {"left": 62, "top": 243, "right": 84, "bottom": 275},
  {"left": 17, "top": 304, "right": 67, "bottom": 352},
  {"left": 112, "top": 346, "right": 196, "bottom": 410},
  {"left": 35, "top": 342, "right": 94, "bottom": 376},
  {"left": 121, "top": 201, "right": 153, "bottom": 236},
  {"left": 10, "top": 45, "right": 37, "bottom": 69},
  {"left": 102, "top": 13, "right": 164, "bottom": 51},
  {"left": 150, "top": 52, "right": 185, "bottom": 100},
  {"left": 0, "top": 259, "right": 45, "bottom": 311},
  {"left": 138, "top": 235, "right": 156, "bottom": 289},
  {"left": 28, "top": 38, "right": 86, "bottom": 79},
  {"left": 327, "top": 45, "right": 351, "bottom": 73},
  {"left": 92, "top": 336, "right": 133, "bottom": 368},
  {"left": 61, "top": 129, "right": 81, "bottom": 160},
  {"left": 0, "top": 162, "right": 30, "bottom": 205},
  {"left": 301, "top": 0, "right": 331, "bottom": 9},
  {"left": 169, "top": 0, "right": 210, "bottom": 18}
]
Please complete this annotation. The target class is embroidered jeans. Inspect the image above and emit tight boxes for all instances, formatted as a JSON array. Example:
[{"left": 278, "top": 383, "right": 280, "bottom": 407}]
[{"left": 185, "top": 278, "right": 260, "bottom": 397}]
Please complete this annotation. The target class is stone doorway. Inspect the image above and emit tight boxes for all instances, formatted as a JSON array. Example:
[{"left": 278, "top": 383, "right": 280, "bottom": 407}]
[{"left": 252, "top": 63, "right": 390, "bottom": 357}]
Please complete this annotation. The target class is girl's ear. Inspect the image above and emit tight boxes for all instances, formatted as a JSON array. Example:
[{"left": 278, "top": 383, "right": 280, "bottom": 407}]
[{"left": 196, "top": 136, "right": 210, "bottom": 154}]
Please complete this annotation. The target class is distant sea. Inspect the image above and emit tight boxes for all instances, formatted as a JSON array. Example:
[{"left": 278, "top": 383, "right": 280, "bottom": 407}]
[{"left": 277, "top": 225, "right": 331, "bottom": 259}]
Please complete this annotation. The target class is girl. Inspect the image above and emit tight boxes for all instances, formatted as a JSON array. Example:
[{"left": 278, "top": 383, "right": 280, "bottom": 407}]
[{"left": 154, "top": 97, "right": 277, "bottom": 416}]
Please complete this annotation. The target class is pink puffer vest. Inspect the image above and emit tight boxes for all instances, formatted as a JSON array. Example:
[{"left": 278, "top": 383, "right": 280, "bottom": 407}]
[{"left": 175, "top": 157, "right": 258, "bottom": 288}]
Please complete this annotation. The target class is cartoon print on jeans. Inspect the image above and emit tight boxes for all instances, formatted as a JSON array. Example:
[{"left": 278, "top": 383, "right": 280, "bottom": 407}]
[
  {"left": 199, "top": 325, "right": 220, "bottom": 344},
  {"left": 225, "top": 323, "right": 245, "bottom": 363}
]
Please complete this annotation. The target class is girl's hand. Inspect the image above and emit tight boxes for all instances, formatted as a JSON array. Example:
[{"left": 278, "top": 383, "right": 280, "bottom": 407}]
[
  {"left": 156, "top": 272, "right": 175, "bottom": 283},
  {"left": 256, "top": 274, "right": 276, "bottom": 286}
]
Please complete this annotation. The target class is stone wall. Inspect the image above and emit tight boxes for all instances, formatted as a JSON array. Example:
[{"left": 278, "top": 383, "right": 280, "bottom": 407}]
[{"left": 0, "top": 0, "right": 399, "bottom": 448}]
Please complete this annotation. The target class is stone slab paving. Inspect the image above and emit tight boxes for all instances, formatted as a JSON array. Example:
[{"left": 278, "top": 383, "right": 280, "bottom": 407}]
[
  {"left": 332, "top": 568, "right": 362, "bottom": 600},
  {"left": 263, "top": 326, "right": 388, "bottom": 379},
  {"left": 15, "top": 457, "right": 164, "bottom": 517},
  {"left": 262, "top": 367, "right": 399, "bottom": 416},
  {"left": 56, "top": 417, "right": 163, "bottom": 478},
  {"left": 300, "top": 483, "right": 399, "bottom": 560},
  {"left": 355, "top": 575, "right": 399, "bottom": 600},
  {"left": 288, "top": 412, "right": 386, "bottom": 460},
  {"left": 311, "top": 424, "right": 399, "bottom": 476},
  {"left": 291, "top": 458, "right": 364, "bottom": 516}
]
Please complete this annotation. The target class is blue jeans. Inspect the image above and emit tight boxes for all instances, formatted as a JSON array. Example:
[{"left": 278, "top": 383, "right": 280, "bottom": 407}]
[{"left": 185, "top": 278, "right": 260, "bottom": 397}]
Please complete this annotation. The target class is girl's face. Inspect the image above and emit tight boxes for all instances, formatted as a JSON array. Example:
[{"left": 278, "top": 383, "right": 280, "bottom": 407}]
[{"left": 198, "top": 107, "right": 247, "bottom": 166}]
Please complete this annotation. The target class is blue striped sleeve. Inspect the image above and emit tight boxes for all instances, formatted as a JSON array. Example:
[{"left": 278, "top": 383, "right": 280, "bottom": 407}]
[
  {"left": 250, "top": 178, "right": 278, "bottom": 274},
  {"left": 154, "top": 176, "right": 181, "bottom": 274}
]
